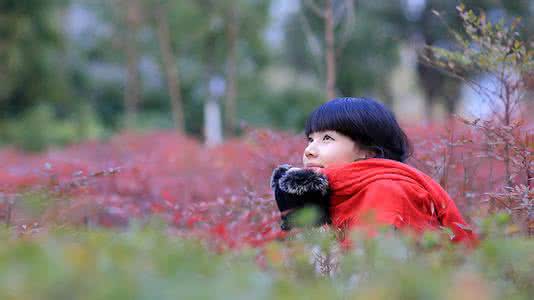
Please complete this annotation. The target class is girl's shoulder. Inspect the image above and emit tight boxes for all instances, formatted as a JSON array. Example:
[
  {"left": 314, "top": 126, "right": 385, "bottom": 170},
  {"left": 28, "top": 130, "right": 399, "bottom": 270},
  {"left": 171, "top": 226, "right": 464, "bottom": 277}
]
[{"left": 363, "top": 177, "right": 430, "bottom": 201}]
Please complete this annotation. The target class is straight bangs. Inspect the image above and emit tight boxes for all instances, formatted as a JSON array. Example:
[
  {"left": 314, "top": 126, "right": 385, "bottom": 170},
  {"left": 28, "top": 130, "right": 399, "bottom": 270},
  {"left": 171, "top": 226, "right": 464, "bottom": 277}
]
[{"left": 304, "top": 102, "right": 352, "bottom": 138}]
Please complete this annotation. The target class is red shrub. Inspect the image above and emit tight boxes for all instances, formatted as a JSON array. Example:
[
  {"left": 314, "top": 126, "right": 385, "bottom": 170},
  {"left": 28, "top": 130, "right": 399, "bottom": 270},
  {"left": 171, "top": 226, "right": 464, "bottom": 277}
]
[{"left": 0, "top": 116, "right": 532, "bottom": 247}]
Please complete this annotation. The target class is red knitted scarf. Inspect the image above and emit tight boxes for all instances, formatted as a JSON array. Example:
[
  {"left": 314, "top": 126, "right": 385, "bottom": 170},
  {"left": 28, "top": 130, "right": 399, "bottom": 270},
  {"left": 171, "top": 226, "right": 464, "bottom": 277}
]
[{"left": 320, "top": 158, "right": 478, "bottom": 246}]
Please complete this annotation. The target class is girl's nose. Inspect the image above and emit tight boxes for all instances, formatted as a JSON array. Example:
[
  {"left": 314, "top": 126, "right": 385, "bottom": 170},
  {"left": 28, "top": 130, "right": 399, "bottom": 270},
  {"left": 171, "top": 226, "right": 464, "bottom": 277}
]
[{"left": 304, "top": 145, "right": 317, "bottom": 159}]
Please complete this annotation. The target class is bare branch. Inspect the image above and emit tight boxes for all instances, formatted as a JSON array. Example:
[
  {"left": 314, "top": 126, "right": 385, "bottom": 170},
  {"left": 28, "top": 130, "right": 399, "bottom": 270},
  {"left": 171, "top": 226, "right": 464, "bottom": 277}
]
[
  {"left": 302, "top": 0, "right": 326, "bottom": 18},
  {"left": 298, "top": 8, "right": 324, "bottom": 76},
  {"left": 336, "top": 0, "right": 356, "bottom": 58}
]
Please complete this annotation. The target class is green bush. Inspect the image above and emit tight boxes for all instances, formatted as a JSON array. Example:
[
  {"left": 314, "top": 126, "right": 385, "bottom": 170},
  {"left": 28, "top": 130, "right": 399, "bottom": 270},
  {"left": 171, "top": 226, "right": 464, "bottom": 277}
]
[
  {"left": 0, "top": 215, "right": 532, "bottom": 300},
  {"left": 0, "top": 104, "right": 106, "bottom": 152}
]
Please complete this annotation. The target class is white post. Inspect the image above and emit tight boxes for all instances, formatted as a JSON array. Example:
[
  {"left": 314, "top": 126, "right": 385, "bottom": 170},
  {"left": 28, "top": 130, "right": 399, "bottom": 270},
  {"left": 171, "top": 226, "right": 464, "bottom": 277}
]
[{"left": 204, "top": 76, "right": 225, "bottom": 147}]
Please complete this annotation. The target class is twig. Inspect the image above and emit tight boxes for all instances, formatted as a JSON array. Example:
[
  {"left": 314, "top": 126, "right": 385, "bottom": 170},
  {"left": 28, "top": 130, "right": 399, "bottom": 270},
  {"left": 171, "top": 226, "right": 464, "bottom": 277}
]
[{"left": 302, "top": 0, "right": 325, "bottom": 18}]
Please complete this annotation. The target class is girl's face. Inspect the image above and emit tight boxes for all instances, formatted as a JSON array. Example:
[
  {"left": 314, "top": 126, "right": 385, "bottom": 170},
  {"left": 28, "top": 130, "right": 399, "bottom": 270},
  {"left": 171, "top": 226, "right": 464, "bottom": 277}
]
[{"left": 303, "top": 130, "right": 370, "bottom": 170}]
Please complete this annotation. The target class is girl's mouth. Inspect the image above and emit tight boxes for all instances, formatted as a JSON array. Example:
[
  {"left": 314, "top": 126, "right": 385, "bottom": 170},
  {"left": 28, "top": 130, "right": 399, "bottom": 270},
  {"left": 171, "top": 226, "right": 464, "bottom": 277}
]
[{"left": 304, "top": 163, "right": 324, "bottom": 169}]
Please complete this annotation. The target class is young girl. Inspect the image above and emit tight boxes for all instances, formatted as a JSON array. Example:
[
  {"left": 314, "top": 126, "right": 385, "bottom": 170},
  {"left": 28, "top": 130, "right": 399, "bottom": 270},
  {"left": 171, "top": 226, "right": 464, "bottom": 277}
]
[{"left": 270, "top": 97, "right": 477, "bottom": 246}]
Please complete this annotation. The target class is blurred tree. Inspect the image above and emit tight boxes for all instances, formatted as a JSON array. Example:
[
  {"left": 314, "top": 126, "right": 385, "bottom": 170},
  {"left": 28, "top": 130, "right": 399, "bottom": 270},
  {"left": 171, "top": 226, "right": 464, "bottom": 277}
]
[
  {"left": 154, "top": 1, "right": 207, "bottom": 136},
  {"left": 282, "top": 0, "right": 531, "bottom": 118},
  {"left": 60, "top": 0, "right": 138, "bottom": 131},
  {"left": 187, "top": 0, "right": 270, "bottom": 144},
  {"left": 284, "top": 0, "right": 406, "bottom": 105},
  {"left": 196, "top": 0, "right": 228, "bottom": 146},
  {"left": 61, "top": 0, "right": 121, "bottom": 130},
  {"left": 225, "top": 0, "right": 271, "bottom": 133},
  {"left": 149, "top": 0, "right": 185, "bottom": 132},
  {"left": 336, "top": 0, "right": 406, "bottom": 105},
  {"left": 136, "top": 0, "right": 269, "bottom": 141},
  {"left": 0, "top": 0, "right": 65, "bottom": 118},
  {"left": 57, "top": 3, "right": 102, "bottom": 141},
  {"left": 224, "top": 0, "right": 239, "bottom": 137},
  {"left": 300, "top": 0, "right": 345, "bottom": 100},
  {"left": 121, "top": 0, "right": 143, "bottom": 128},
  {"left": 410, "top": 0, "right": 533, "bottom": 121}
]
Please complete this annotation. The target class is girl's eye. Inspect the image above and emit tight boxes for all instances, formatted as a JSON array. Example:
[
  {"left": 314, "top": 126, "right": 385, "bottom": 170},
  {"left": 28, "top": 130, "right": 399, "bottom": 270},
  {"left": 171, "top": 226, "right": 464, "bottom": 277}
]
[{"left": 307, "top": 134, "right": 333, "bottom": 143}]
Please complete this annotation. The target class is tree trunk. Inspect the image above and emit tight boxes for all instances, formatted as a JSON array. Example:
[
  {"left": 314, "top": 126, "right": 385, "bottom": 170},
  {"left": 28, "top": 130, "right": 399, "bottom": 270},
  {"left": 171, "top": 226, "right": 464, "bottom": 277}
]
[
  {"left": 123, "top": 0, "right": 142, "bottom": 129},
  {"left": 155, "top": 3, "right": 185, "bottom": 132},
  {"left": 224, "top": 5, "right": 238, "bottom": 137},
  {"left": 324, "top": 0, "right": 336, "bottom": 100}
]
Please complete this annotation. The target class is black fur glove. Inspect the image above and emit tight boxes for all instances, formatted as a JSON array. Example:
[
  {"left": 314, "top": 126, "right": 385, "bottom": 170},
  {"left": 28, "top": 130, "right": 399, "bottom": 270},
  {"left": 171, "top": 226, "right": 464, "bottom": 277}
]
[{"left": 270, "top": 164, "right": 331, "bottom": 231}]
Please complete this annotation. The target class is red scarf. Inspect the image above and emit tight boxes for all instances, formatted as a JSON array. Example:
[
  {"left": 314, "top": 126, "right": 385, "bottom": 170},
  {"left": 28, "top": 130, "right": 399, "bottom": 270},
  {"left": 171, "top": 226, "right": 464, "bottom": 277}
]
[{"left": 321, "top": 158, "right": 478, "bottom": 247}]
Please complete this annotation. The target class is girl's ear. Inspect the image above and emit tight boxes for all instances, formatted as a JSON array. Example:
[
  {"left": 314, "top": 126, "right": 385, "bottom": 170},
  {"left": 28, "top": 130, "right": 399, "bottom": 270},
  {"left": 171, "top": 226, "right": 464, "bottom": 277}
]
[
  {"left": 365, "top": 148, "right": 377, "bottom": 158},
  {"left": 353, "top": 148, "right": 376, "bottom": 161},
  {"left": 365, "top": 145, "right": 383, "bottom": 158}
]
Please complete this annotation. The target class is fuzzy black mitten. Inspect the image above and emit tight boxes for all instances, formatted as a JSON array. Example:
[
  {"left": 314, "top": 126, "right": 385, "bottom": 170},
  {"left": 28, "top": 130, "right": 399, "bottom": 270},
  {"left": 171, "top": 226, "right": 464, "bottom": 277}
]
[{"left": 270, "top": 164, "right": 331, "bottom": 231}]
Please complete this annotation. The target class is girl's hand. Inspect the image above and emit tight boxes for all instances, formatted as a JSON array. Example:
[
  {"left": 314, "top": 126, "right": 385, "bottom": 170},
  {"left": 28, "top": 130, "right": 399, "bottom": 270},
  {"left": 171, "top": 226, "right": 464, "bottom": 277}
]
[{"left": 270, "top": 164, "right": 331, "bottom": 231}]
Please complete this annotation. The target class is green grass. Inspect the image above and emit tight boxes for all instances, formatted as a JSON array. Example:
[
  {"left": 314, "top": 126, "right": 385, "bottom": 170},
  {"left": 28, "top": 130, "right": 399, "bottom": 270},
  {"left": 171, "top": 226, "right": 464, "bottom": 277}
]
[{"left": 0, "top": 215, "right": 532, "bottom": 300}]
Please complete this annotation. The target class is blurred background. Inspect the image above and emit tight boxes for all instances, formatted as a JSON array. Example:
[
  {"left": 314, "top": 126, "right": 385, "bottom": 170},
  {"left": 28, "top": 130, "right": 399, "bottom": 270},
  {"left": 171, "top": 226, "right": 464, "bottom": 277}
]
[
  {"left": 0, "top": 0, "right": 532, "bottom": 151},
  {"left": 0, "top": 4, "right": 532, "bottom": 295}
]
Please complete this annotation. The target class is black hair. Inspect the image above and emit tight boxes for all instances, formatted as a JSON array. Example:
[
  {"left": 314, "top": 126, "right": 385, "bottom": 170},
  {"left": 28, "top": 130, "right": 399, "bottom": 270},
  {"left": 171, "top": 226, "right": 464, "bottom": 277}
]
[{"left": 304, "top": 97, "right": 413, "bottom": 162}]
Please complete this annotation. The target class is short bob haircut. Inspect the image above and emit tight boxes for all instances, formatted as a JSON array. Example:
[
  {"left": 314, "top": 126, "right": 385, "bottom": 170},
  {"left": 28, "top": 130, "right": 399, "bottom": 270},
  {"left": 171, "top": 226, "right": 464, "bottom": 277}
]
[{"left": 304, "top": 97, "right": 413, "bottom": 162}]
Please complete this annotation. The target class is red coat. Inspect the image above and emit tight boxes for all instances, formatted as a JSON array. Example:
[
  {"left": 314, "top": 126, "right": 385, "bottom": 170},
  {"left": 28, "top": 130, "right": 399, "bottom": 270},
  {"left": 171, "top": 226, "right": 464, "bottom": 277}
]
[{"left": 321, "top": 158, "right": 478, "bottom": 247}]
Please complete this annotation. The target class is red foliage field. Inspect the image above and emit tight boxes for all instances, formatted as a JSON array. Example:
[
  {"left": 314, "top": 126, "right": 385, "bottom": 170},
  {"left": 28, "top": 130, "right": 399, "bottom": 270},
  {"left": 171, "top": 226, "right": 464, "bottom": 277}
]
[{"left": 0, "top": 117, "right": 532, "bottom": 250}]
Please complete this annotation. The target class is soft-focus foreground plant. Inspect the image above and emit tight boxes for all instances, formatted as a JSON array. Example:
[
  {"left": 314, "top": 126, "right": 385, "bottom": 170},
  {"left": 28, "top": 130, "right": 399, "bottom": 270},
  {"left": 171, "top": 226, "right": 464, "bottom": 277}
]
[{"left": 0, "top": 213, "right": 532, "bottom": 300}]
